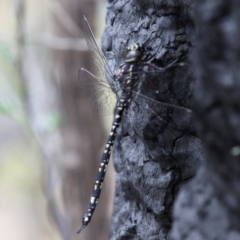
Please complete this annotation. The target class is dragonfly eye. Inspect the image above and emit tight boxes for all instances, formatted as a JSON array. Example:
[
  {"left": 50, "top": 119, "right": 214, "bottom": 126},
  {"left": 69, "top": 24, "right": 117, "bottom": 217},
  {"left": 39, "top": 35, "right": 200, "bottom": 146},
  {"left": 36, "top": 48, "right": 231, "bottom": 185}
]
[{"left": 126, "top": 43, "right": 144, "bottom": 52}]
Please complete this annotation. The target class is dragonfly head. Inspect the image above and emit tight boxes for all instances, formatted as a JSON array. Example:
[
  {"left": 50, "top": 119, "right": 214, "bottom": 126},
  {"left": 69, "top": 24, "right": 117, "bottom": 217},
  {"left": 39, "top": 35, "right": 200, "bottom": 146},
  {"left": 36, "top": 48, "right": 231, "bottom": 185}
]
[{"left": 125, "top": 43, "right": 144, "bottom": 63}]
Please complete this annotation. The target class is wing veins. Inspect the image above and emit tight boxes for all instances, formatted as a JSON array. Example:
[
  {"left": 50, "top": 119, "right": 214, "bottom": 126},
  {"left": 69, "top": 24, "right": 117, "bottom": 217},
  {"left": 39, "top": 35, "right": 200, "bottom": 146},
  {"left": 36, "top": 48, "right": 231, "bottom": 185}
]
[{"left": 82, "top": 16, "right": 113, "bottom": 80}]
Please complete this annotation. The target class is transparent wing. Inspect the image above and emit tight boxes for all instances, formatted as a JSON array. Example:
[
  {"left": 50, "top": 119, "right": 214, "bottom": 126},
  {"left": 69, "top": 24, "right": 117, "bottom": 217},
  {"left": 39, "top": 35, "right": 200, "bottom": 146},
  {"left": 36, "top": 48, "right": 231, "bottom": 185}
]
[
  {"left": 81, "top": 16, "right": 113, "bottom": 81},
  {"left": 127, "top": 89, "right": 193, "bottom": 155},
  {"left": 131, "top": 91, "right": 192, "bottom": 113},
  {"left": 79, "top": 68, "right": 117, "bottom": 116},
  {"left": 127, "top": 65, "right": 192, "bottom": 141},
  {"left": 126, "top": 61, "right": 192, "bottom": 121}
]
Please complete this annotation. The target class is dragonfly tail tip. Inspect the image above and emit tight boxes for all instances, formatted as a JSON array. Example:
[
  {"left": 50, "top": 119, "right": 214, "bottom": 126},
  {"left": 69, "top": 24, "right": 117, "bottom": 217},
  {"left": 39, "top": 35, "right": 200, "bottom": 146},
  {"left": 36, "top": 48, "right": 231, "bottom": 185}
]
[{"left": 77, "top": 224, "right": 86, "bottom": 234}]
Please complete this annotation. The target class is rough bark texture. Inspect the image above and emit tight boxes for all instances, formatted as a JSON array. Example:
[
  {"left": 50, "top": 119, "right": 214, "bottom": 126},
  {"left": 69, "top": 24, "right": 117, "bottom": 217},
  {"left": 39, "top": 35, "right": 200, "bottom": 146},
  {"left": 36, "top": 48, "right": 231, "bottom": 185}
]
[
  {"left": 102, "top": 0, "right": 203, "bottom": 239},
  {"left": 170, "top": 0, "right": 240, "bottom": 240}
]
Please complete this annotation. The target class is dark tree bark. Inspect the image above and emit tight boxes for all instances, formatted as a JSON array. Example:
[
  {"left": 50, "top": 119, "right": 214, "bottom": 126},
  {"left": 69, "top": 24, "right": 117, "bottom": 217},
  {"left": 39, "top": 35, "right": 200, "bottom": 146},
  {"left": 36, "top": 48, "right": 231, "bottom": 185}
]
[
  {"left": 170, "top": 0, "right": 240, "bottom": 240},
  {"left": 102, "top": 0, "right": 203, "bottom": 239}
]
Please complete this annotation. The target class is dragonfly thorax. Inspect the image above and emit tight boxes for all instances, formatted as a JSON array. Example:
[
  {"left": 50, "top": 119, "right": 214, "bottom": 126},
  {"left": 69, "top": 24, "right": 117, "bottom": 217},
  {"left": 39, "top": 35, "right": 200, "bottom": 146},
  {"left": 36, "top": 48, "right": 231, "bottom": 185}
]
[
  {"left": 125, "top": 43, "right": 144, "bottom": 63},
  {"left": 113, "top": 43, "right": 143, "bottom": 88}
]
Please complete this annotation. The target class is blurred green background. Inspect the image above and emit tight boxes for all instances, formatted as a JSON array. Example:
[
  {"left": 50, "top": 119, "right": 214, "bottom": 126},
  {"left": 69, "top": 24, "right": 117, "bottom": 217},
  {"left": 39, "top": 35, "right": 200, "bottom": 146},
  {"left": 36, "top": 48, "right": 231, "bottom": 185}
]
[{"left": 0, "top": 0, "right": 114, "bottom": 239}]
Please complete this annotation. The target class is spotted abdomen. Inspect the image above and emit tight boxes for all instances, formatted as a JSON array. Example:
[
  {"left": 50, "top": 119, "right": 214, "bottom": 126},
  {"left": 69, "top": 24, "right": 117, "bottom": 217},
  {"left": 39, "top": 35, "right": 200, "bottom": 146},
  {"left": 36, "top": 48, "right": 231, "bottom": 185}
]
[{"left": 77, "top": 100, "right": 125, "bottom": 234}]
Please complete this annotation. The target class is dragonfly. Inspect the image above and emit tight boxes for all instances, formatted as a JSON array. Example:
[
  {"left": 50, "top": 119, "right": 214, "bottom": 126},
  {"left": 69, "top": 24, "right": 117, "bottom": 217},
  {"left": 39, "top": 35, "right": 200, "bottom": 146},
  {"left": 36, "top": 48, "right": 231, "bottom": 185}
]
[{"left": 77, "top": 16, "right": 191, "bottom": 234}]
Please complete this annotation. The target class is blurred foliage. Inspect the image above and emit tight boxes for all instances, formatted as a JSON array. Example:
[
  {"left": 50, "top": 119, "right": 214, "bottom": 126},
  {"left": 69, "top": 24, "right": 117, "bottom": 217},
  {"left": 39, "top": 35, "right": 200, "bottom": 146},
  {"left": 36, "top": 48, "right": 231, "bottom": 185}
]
[
  {"left": 0, "top": 1, "right": 67, "bottom": 239},
  {"left": 0, "top": 0, "right": 108, "bottom": 239},
  {"left": 0, "top": 40, "right": 21, "bottom": 116},
  {"left": 42, "top": 111, "right": 63, "bottom": 133}
]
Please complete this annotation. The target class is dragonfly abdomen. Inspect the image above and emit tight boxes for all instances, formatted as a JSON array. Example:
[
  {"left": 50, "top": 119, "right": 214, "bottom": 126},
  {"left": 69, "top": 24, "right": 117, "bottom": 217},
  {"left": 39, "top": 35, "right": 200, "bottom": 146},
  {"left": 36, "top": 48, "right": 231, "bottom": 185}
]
[{"left": 77, "top": 99, "right": 126, "bottom": 234}]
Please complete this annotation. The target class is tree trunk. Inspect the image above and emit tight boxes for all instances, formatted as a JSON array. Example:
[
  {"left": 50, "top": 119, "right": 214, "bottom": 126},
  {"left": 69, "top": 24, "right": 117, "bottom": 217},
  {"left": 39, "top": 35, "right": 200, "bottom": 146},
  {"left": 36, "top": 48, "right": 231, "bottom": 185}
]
[{"left": 102, "top": 1, "right": 203, "bottom": 239}]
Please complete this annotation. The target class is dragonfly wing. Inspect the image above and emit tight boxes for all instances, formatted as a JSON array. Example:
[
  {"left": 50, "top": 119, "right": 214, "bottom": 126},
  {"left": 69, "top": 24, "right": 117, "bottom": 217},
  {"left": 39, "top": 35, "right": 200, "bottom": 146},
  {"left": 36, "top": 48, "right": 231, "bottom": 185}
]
[
  {"left": 79, "top": 68, "right": 117, "bottom": 116},
  {"left": 81, "top": 16, "right": 113, "bottom": 82},
  {"left": 127, "top": 89, "right": 192, "bottom": 146},
  {"left": 130, "top": 90, "right": 192, "bottom": 113},
  {"left": 125, "top": 59, "right": 191, "bottom": 114}
]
